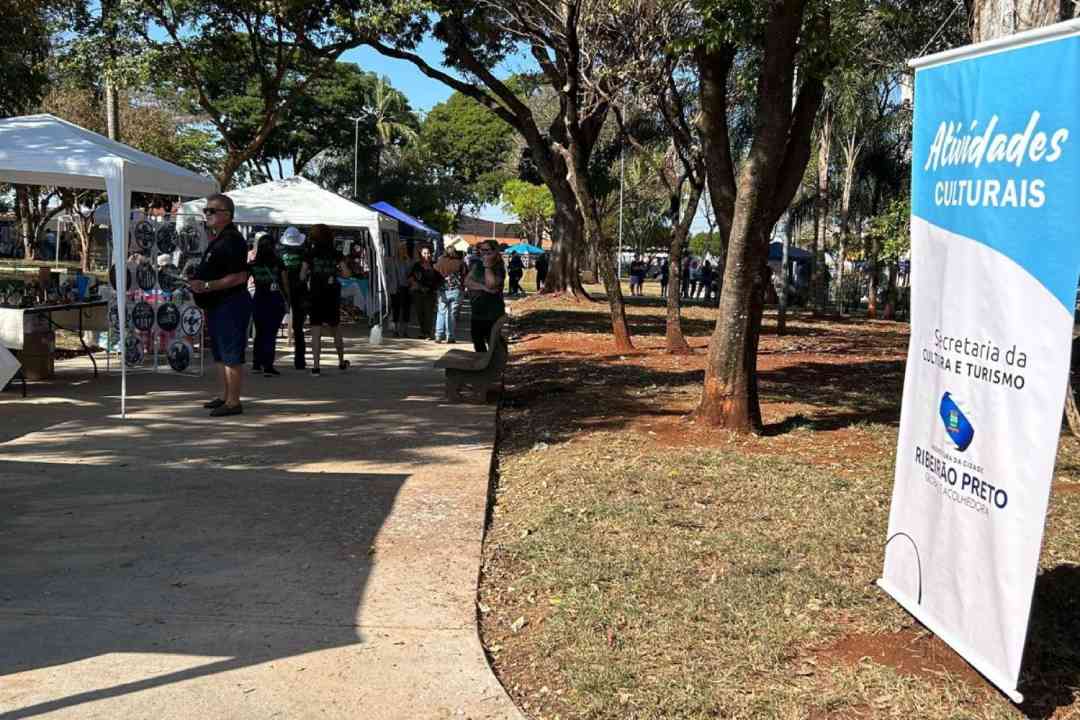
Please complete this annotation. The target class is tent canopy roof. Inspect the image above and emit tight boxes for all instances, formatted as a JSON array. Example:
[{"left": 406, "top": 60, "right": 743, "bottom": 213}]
[
  {"left": 0, "top": 114, "right": 217, "bottom": 197},
  {"left": 768, "top": 240, "right": 813, "bottom": 262},
  {"left": 505, "top": 242, "right": 545, "bottom": 255},
  {"left": 370, "top": 201, "right": 440, "bottom": 238},
  {"left": 180, "top": 176, "right": 392, "bottom": 230}
]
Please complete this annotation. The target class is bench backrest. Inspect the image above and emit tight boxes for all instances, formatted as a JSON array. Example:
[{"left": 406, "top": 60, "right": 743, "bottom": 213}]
[{"left": 488, "top": 314, "right": 507, "bottom": 348}]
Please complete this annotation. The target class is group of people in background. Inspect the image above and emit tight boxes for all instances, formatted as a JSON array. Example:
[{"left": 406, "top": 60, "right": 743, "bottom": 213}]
[
  {"left": 390, "top": 240, "right": 507, "bottom": 351},
  {"left": 620, "top": 253, "right": 721, "bottom": 305},
  {"left": 191, "top": 193, "right": 513, "bottom": 419}
]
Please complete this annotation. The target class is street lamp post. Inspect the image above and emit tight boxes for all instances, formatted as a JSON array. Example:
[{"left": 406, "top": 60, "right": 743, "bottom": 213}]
[
  {"left": 348, "top": 115, "right": 363, "bottom": 200},
  {"left": 617, "top": 124, "right": 625, "bottom": 281}
]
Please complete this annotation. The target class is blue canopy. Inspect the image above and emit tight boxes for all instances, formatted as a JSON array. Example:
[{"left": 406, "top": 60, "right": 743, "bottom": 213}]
[
  {"left": 370, "top": 201, "right": 440, "bottom": 238},
  {"left": 768, "top": 240, "right": 812, "bottom": 262},
  {"left": 505, "top": 242, "right": 545, "bottom": 255}
]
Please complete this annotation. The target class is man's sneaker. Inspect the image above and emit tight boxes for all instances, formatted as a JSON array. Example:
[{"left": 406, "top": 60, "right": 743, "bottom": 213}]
[
  {"left": 264, "top": 367, "right": 281, "bottom": 377},
  {"left": 311, "top": 368, "right": 321, "bottom": 376},
  {"left": 252, "top": 365, "right": 263, "bottom": 373},
  {"left": 203, "top": 398, "right": 226, "bottom": 409}
]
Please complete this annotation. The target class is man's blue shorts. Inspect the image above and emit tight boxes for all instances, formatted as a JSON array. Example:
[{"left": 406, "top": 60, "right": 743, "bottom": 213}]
[{"left": 207, "top": 291, "right": 252, "bottom": 366}]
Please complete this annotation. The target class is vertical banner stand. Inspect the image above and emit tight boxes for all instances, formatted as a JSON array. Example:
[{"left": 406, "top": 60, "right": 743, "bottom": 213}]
[{"left": 879, "top": 19, "right": 1080, "bottom": 703}]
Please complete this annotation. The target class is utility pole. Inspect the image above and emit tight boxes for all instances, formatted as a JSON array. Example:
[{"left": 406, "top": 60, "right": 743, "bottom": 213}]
[
  {"left": 617, "top": 101, "right": 625, "bottom": 280},
  {"left": 103, "top": 0, "right": 120, "bottom": 141},
  {"left": 348, "top": 116, "right": 362, "bottom": 200}
]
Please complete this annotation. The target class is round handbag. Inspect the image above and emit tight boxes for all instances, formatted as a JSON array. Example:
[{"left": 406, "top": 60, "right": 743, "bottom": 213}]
[
  {"left": 158, "top": 263, "right": 183, "bottom": 293},
  {"left": 178, "top": 225, "right": 202, "bottom": 254},
  {"left": 131, "top": 221, "right": 155, "bottom": 253},
  {"left": 155, "top": 224, "right": 178, "bottom": 254},
  {"left": 124, "top": 335, "right": 144, "bottom": 367},
  {"left": 167, "top": 340, "right": 192, "bottom": 372},
  {"left": 179, "top": 304, "right": 203, "bottom": 338},
  {"left": 109, "top": 264, "right": 132, "bottom": 291},
  {"left": 156, "top": 302, "right": 180, "bottom": 332},
  {"left": 135, "top": 262, "right": 157, "bottom": 292},
  {"left": 131, "top": 301, "right": 155, "bottom": 331}
]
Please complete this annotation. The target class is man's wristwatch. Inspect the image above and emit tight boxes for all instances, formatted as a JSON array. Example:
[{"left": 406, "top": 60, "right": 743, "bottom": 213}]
[{"left": 207, "top": 280, "right": 213, "bottom": 291}]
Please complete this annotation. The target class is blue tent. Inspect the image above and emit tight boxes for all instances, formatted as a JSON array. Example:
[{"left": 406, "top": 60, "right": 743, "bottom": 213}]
[
  {"left": 370, "top": 201, "right": 441, "bottom": 240},
  {"left": 505, "top": 242, "right": 545, "bottom": 255},
  {"left": 768, "top": 240, "right": 812, "bottom": 262}
]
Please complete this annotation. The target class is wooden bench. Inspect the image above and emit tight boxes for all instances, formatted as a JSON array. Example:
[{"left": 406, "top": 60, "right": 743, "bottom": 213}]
[{"left": 434, "top": 314, "right": 508, "bottom": 402}]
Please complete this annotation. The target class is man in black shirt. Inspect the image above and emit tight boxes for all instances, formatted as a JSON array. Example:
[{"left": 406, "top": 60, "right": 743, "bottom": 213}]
[{"left": 191, "top": 193, "right": 252, "bottom": 417}]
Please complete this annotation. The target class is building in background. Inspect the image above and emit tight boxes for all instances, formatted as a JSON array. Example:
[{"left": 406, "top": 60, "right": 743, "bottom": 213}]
[{"left": 453, "top": 215, "right": 527, "bottom": 248}]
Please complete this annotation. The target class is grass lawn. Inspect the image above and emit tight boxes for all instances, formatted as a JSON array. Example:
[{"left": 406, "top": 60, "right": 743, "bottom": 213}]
[{"left": 478, "top": 291, "right": 1080, "bottom": 720}]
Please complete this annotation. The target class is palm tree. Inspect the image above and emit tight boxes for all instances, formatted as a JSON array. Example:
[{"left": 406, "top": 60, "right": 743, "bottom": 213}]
[{"left": 366, "top": 76, "right": 419, "bottom": 195}]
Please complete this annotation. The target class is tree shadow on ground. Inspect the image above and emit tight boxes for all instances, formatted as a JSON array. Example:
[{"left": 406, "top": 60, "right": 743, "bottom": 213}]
[
  {"left": 759, "top": 359, "right": 905, "bottom": 433},
  {"left": 0, "top": 462, "right": 403, "bottom": 719},
  {"left": 1018, "top": 563, "right": 1080, "bottom": 718},
  {"left": 0, "top": 323, "right": 488, "bottom": 718},
  {"left": 501, "top": 348, "right": 907, "bottom": 452},
  {"left": 514, "top": 307, "right": 913, "bottom": 348}
]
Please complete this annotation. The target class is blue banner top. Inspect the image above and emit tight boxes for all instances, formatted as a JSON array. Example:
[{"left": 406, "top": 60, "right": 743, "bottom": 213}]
[{"left": 912, "top": 36, "right": 1080, "bottom": 310}]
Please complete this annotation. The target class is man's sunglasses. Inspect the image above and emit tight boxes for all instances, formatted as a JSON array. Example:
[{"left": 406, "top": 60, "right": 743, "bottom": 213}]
[{"left": 203, "top": 207, "right": 228, "bottom": 216}]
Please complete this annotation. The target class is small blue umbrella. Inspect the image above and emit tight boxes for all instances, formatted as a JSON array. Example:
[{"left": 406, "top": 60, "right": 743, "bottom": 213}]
[{"left": 505, "top": 242, "right": 545, "bottom": 255}]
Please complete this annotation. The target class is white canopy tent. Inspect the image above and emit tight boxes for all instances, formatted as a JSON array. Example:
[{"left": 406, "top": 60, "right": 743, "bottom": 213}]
[
  {"left": 0, "top": 114, "right": 218, "bottom": 417},
  {"left": 177, "top": 176, "right": 399, "bottom": 329}
]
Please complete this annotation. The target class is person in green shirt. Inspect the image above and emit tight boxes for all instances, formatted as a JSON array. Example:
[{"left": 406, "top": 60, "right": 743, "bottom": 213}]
[{"left": 278, "top": 226, "right": 308, "bottom": 369}]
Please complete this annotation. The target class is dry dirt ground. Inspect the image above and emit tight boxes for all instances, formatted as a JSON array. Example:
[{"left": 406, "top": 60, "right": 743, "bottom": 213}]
[{"left": 477, "top": 293, "right": 1080, "bottom": 720}]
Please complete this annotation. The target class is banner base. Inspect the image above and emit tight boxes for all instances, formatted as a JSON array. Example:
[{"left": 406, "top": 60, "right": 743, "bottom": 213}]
[{"left": 876, "top": 578, "right": 1024, "bottom": 704}]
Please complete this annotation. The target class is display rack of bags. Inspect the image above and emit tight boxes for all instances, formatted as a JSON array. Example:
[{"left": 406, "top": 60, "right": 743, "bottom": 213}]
[{"left": 106, "top": 214, "right": 207, "bottom": 376}]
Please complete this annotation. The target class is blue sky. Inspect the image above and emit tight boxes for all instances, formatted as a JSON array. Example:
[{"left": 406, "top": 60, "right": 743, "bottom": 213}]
[
  {"left": 341, "top": 40, "right": 711, "bottom": 233},
  {"left": 340, "top": 40, "right": 532, "bottom": 224}
]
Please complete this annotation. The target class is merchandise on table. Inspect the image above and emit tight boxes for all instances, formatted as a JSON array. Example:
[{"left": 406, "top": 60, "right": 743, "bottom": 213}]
[
  {"left": 155, "top": 224, "right": 178, "bottom": 254},
  {"left": 131, "top": 301, "right": 155, "bottom": 331},
  {"left": 158, "top": 263, "right": 183, "bottom": 292},
  {"left": 179, "top": 304, "right": 203, "bottom": 337},
  {"left": 135, "top": 261, "right": 157, "bottom": 292},
  {"left": 156, "top": 303, "right": 180, "bottom": 332},
  {"left": 167, "top": 339, "right": 192, "bottom": 372},
  {"left": 124, "top": 334, "right": 144, "bottom": 366},
  {"left": 131, "top": 220, "right": 155, "bottom": 253}
]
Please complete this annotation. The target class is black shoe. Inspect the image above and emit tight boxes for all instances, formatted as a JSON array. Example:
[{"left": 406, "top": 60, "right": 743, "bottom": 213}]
[
  {"left": 311, "top": 368, "right": 321, "bottom": 376},
  {"left": 209, "top": 402, "right": 243, "bottom": 417},
  {"left": 252, "top": 365, "right": 263, "bottom": 373},
  {"left": 339, "top": 360, "right": 350, "bottom": 371},
  {"left": 264, "top": 367, "right": 280, "bottom": 377},
  {"left": 203, "top": 398, "right": 226, "bottom": 409}
]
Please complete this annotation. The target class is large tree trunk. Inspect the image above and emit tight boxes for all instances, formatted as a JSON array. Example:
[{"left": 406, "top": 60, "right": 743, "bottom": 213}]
[
  {"left": 865, "top": 181, "right": 882, "bottom": 319},
  {"left": 543, "top": 197, "right": 589, "bottom": 298},
  {"left": 812, "top": 108, "right": 831, "bottom": 315},
  {"left": 568, "top": 174, "right": 632, "bottom": 350},
  {"left": 969, "top": 0, "right": 1067, "bottom": 40},
  {"left": 695, "top": 1, "right": 827, "bottom": 432},
  {"left": 665, "top": 181, "right": 702, "bottom": 354}
]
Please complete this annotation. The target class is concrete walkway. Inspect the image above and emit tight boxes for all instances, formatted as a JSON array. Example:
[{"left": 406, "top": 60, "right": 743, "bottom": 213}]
[{"left": 0, "top": 325, "right": 522, "bottom": 719}]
